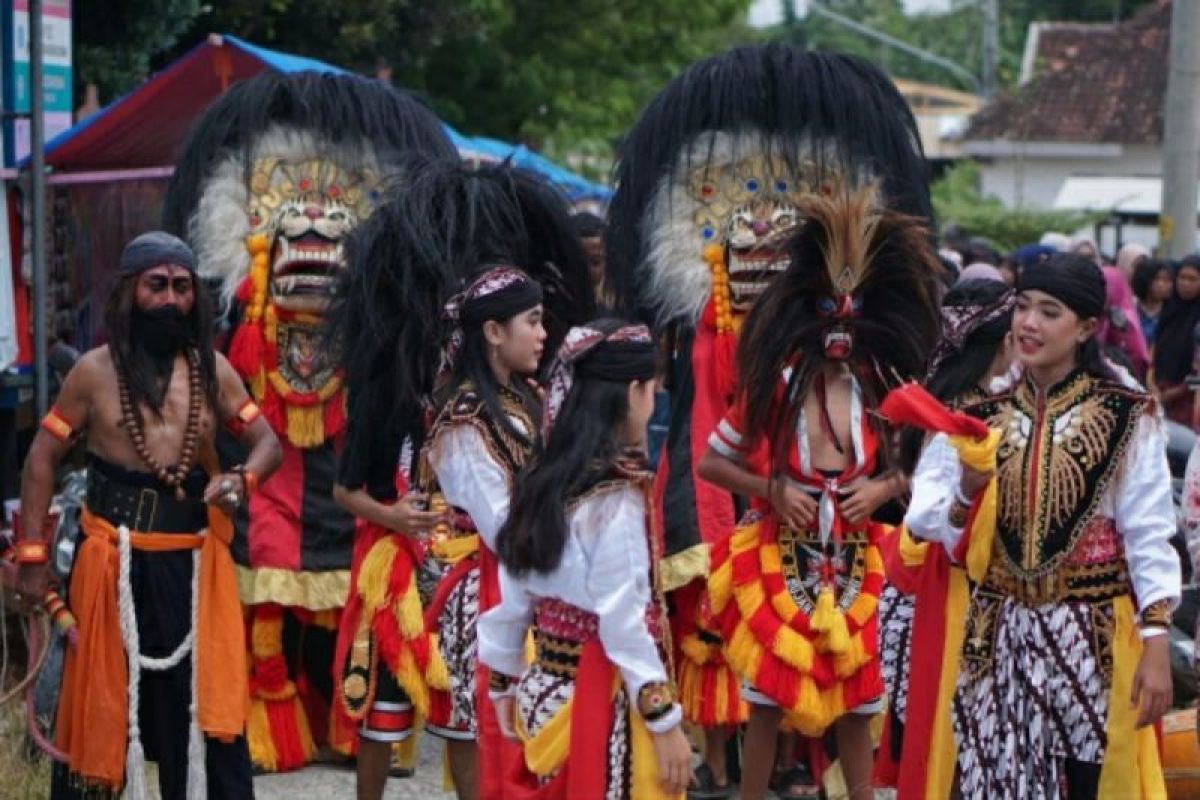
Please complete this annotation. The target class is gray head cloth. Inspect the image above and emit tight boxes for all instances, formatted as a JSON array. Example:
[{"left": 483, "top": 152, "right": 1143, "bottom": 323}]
[{"left": 119, "top": 231, "right": 196, "bottom": 276}]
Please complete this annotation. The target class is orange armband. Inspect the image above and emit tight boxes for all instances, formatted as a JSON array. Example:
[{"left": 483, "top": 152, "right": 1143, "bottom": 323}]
[
  {"left": 233, "top": 464, "right": 259, "bottom": 497},
  {"left": 14, "top": 540, "right": 49, "bottom": 564},
  {"left": 40, "top": 407, "right": 75, "bottom": 442},
  {"left": 224, "top": 399, "right": 263, "bottom": 436}
]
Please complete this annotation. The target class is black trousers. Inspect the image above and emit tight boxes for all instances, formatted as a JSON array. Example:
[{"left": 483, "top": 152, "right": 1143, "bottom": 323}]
[
  {"left": 54, "top": 469, "right": 254, "bottom": 800},
  {"left": 50, "top": 657, "right": 254, "bottom": 800}
]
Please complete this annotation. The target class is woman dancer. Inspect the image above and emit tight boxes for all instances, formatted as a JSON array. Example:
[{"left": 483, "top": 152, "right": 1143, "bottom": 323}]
[
  {"left": 480, "top": 319, "right": 690, "bottom": 798},
  {"left": 907, "top": 252, "right": 1178, "bottom": 798}
]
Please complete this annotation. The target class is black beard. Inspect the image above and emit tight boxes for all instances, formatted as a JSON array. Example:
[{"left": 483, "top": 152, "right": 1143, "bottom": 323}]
[
  {"left": 129, "top": 307, "right": 192, "bottom": 409},
  {"left": 132, "top": 306, "right": 193, "bottom": 357}
]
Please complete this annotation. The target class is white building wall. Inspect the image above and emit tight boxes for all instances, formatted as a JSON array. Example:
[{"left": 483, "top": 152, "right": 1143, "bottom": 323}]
[{"left": 974, "top": 144, "right": 1162, "bottom": 208}]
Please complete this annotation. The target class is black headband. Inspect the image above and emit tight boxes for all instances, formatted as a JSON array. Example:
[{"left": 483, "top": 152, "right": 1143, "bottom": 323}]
[
  {"left": 1017, "top": 253, "right": 1105, "bottom": 319},
  {"left": 461, "top": 279, "right": 544, "bottom": 324},
  {"left": 120, "top": 231, "right": 196, "bottom": 276},
  {"left": 543, "top": 322, "right": 656, "bottom": 432},
  {"left": 575, "top": 339, "right": 659, "bottom": 383}
]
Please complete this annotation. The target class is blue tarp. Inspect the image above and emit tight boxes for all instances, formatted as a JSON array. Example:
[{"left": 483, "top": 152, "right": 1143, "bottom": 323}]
[{"left": 38, "top": 34, "right": 610, "bottom": 202}]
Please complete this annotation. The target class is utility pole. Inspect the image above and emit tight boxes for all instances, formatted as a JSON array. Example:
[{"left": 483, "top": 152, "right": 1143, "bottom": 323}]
[
  {"left": 29, "top": 0, "right": 47, "bottom": 417},
  {"left": 1161, "top": 0, "right": 1200, "bottom": 258},
  {"left": 981, "top": 0, "right": 999, "bottom": 98}
]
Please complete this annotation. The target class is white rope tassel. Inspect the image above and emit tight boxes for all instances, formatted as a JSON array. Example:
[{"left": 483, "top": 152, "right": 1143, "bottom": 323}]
[
  {"left": 185, "top": 539, "right": 206, "bottom": 800},
  {"left": 115, "top": 524, "right": 205, "bottom": 798}
]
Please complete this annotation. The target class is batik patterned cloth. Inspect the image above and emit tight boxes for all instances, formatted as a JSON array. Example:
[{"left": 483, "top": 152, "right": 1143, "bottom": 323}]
[
  {"left": 517, "top": 663, "right": 634, "bottom": 799},
  {"left": 426, "top": 562, "right": 481, "bottom": 739},
  {"left": 953, "top": 593, "right": 1110, "bottom": 799},
  {"left": 878, "top": 583, "right": 914, "bottom": 724}
]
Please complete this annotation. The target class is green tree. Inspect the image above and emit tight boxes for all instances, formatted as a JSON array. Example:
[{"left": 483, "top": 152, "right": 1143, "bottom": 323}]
[
  {"left": 178, "top": 0, "right": 752, "bottom": 174},
  {"left": 781, "top": 0, "right": 1156, "bottom": 93},
  {"left": 932, "top": 161, "right": 1104, "bottom": 251},
  {"left": 75, "top": 0, "right": 204, "bottom": 102}
]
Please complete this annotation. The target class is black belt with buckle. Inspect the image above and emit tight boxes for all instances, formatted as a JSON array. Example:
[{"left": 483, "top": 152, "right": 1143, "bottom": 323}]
[{"left": 86, "top": 457, "right": 208, "bottom": 532}]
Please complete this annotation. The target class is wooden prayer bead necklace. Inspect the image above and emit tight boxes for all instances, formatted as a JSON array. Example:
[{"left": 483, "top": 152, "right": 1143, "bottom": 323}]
[{"left": 118, "top": 348, "right": 202, "bottom": 500}]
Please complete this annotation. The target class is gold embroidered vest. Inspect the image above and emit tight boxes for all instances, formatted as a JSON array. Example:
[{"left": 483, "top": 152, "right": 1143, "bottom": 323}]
[{"left": 964, "top": 369, "right": 1149, "bottom": 601}]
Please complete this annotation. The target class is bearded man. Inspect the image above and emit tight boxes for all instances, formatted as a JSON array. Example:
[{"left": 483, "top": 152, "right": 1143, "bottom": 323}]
[{"left": 17, "top": 231, "right": 282, "bottom": 800}]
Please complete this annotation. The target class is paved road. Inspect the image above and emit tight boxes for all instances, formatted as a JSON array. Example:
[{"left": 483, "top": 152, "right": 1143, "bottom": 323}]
[
  {"left": 253, "top": 732, "right": 449, "bottom": 799},
  {"left": 250, "top": 733, "right": 900, "bottom": 800}
]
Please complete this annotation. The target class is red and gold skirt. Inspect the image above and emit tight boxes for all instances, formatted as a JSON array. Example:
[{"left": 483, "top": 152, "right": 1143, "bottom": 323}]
[{"left": 708, "top": 512, "right": 885, "bottom": 736}]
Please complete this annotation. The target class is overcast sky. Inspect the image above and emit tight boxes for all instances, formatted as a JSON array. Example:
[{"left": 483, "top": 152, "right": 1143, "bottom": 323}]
[{"left": 749, "top": 0, "right": 954, "bottom": 28}]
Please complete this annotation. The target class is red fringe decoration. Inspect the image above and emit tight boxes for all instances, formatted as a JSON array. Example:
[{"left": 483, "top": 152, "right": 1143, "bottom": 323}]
[
  {"left": 701, "top": 296, "right": 738, "bottom": 403},
  {"left": 264, "top": 697, "right": 310, "bottom": 772},
  {"left": 235, "top": 276, "right": 255, "bottom": 305},
  {"left": 260, "top": 390, "right": 287, "bottom": 435},
  {"left": 331, "top": 520, "right": 434, "bottom": 733},
  {"left": 250, "top": 654, "right": 290, "bottom": 695}
]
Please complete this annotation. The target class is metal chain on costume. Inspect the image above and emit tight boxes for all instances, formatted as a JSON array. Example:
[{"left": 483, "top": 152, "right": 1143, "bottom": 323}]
[{"left": 116, "top": 524, "right": 204, "bottom": 800}]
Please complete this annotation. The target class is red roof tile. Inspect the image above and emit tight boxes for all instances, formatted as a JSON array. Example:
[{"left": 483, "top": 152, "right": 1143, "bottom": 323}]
[{"left": 964, "top": 1, "right": 1170, "bottom": 144}]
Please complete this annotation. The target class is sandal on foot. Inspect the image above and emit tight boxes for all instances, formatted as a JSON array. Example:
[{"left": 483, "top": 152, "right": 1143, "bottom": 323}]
[
  {"left": 771, "top": 764, "right": 821, "bottom": 800},
  {"left": 687, "top": 763, "right": 734, "bottom": 799}
]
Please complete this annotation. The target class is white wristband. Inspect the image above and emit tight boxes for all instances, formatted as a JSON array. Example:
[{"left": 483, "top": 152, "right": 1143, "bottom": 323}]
[{"left": 642, "top": 703, "right": 683, "bottom": 735}]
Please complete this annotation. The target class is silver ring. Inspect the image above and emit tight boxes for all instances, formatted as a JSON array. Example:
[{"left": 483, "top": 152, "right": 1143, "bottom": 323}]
[
  {"left": 225, "top": 492, "right": 239, "bottom": 505},
  {"left": 220, "top": 478, "right": 234, "bottom": 492}
]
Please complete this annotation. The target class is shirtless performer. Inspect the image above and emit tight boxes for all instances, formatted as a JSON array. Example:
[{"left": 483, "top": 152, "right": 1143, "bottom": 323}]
[{"left": 16, "top": 231, "right": 282, "bottom": 800}]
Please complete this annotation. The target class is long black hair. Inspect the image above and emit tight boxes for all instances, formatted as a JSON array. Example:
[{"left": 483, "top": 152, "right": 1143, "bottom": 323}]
[
  {"left": 437, "top": 282, "right": 542, "bottom": 447},
  {"left": 927, "top": 280, "right": 1013, "bottom": 403},
  {"left": 898, "top": 278, "right": 1012, "bottom": 472},
  {"left": 103, "top": 274, "right": 220, "bottom": 417},
  {"left": 498, "top": 319, "right": 655, "bottom": 577},
  {"left": 330, "top": 157, "right": 593, "bottom": 492}
]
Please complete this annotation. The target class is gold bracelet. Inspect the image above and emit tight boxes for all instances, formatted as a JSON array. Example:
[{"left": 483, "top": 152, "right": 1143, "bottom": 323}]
[{"left": 1140, "top": 598, "right": 1172, "bottom": 630}]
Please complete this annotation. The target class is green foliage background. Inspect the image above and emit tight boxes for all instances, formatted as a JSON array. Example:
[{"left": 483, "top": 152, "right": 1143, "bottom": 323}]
[
  {"left": 932, "top": 161, "right": 1106, "bottom": 251},
  {"left": 788, "top": 0, "right": 1155, "bottom": 93},
  {"left": 70, "top": 1, "right": 1157, "bottom": 187},
  {"left": 73, "top": 0, "right": 754, "bottom": 176}
]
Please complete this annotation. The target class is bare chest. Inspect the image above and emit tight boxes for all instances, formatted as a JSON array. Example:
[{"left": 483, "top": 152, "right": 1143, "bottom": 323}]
[
  {"left": 88, "top": 364, "right": 216, "bottom": 470},
  {"left": 801, "top": 377, "right": 854, "bottom": 472}
]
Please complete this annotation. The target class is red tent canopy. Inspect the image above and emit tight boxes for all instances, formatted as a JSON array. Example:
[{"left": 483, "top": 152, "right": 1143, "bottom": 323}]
[{"left": 42, "top": 34, "right": 344, "bottom": 172}]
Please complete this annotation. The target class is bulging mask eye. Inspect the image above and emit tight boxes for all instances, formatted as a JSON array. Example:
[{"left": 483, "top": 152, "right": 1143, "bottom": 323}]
[{"left": 817, "top": 296, "right": 837, "bottom": 316}]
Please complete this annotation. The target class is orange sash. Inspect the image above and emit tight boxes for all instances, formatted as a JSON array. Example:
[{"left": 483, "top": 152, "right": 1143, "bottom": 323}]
[{"left": 55, "top": 506, "right": 248, "bottom": 791}]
